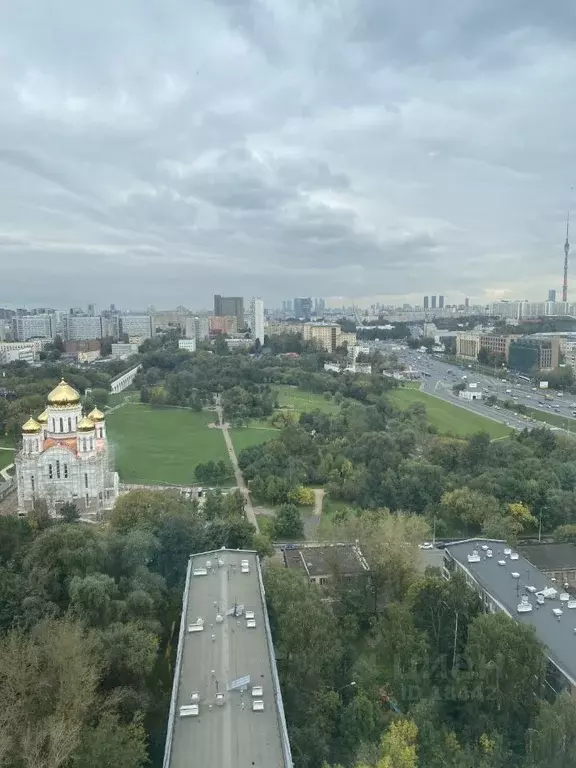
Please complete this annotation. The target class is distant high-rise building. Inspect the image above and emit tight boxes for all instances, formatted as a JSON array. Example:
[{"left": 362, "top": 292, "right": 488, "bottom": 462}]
[
  {"left": 465, "top": 297, "right": 470, "bottom": 308},
  {"left": 214, "top": 295, "right": 244, "bottom": 328},
  {"left": 118, "top": 314, "right": 155, "bottom": 341},
  {"left": 87, "top": 304, "right": 96, "bottom": 316},
  {"left": 438, "top": 295, "right": 445, "bottom": 309},
  {"left": 13, "top": 314, "right": 55, "bottom": 341},
  {"left": 293, "top": 297, "right": 312, "bottom": 320},
  {"left": 423, "top": 296, "right": 429, "bottom": 309},
  {"left": 314, "top": 298, "right": 326, "bottom": 313},
  {"left": 548, "top": 289, "right": 557, "bottom": 302},
  {"left": 250, "top": 298, "right": 265, "bottom": 346},
  {"left": 431, "top": 295, "right": 437, "bottom": 309}
]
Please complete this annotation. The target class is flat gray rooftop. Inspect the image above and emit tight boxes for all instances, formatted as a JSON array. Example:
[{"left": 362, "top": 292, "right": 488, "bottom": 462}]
[
  {"left": 163, "top": 550, "right": 290, "bottom": 768},
  {"left": 283, "top": 543, "right": 368, "bottom": 578},
  {"left": 446, "top": 539, "right": 576, "bottom": 687}
]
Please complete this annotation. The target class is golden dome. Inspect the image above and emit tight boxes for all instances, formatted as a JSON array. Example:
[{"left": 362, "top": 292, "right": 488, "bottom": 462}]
[
  {"left": 22, "top": 416, "right": 42, "bottom": 434},
  {"left": 88, "top": 407, "right": 105, "bottom": 422},
  {"left": 37, "top": 410, "right": 49, "bottom": 424},
  {"left": 47, "top": 379, "right": 81, "bottom": 407},
  {"left": 77, "top": 416, "right": 96, "bottom": 432}
]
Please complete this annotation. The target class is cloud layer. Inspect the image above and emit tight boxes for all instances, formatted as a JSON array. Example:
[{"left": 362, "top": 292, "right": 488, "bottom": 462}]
[{"left": 2, "top": 0, "right": 576, "bottom": 308}]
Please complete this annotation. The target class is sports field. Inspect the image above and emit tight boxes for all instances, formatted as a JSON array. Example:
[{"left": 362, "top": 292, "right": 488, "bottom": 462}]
[
  {"left": 274, "top": 385, "right": 339, "bottom": 414},
  {"left": 106, "top": 404, "right": 231, "bottom": 485},
  {"left": 387, "top": 388, "right": 511, "bottom": 439}
]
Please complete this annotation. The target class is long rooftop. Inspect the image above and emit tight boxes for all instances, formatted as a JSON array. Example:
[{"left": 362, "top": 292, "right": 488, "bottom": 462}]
[
  {"left": 445, "top": 539, "right": 576, "bottom": 687},
  {"left": 162, "top": 549, "right": 292, "bottom": 768}
]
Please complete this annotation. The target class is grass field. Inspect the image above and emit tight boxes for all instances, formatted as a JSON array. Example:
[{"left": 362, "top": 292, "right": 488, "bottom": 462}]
[
  {"left": 230, "top": 427, "right": 279, "bottom": 455},
  {"left": 387, "top": 388, "right": 512, "bottom": 439},
  {"left": 0, "top": 436, "right": 15, "bottom": 449},
  {"left": 106, "top": 390, "right": 139, "bottom": 409},
  {"left": 274, "top": 385, "right": 340, "bottom": 414},
  {"left": 106, "top": 404, "right": 231, "bottom": 485},
  {"left": 0, "top": 449, "right": 14, "bottom": 473}
]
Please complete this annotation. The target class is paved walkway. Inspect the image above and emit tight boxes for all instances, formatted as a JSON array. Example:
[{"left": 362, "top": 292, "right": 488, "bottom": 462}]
[{"left": 217, "top": 405, "right": 259, "bottom": 532}]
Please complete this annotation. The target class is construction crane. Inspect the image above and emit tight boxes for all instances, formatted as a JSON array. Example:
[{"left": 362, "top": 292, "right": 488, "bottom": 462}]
[{"left": 563, "top": 211, "right": 570, "bottom": 303}]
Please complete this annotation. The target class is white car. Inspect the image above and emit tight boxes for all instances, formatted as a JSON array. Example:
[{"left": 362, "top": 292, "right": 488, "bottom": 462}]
[{"left": 419, "top": 542, "right": 434, "bottom": 550}]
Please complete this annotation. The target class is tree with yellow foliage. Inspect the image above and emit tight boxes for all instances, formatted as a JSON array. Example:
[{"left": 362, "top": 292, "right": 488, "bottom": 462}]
[{"left": 356, "top": 719, "right": 419, "bottom": 768}]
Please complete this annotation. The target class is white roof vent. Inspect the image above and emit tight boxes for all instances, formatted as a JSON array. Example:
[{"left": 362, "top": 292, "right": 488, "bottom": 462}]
[
  {"left": 252, "top": 685, "right": 263, "bottom": 697},
  {"left": 180, "top": 704, "right": 199, "bottom": 717},
  {"left": 568, "top": 599, "right": 576, "bottom": 609},
  {"left": 481, "top": 544, "right": 488, "bottom": 551},
  {"left": 215, "top": 613, "right": 223, "bottom": 623},
  {"left": 510, "top": 552, "right": 519, "bottom": 561},
  {"left": 504, "top": 548, "right": 512, "bottom": 556},
  {"left": 215, "top": 693, "right": 225, "bottom": 707},
  {"left": 467, "top": 550, "right": 481, "bottom": 563},
  {"left": 553, "top": 608, "right": 563, "bottom": 617},
  {"left": 206, "top": 560, "right": 212, "bottom": 569},
  {"left": 537, "top": 594, "right": 545, "bottom": 605},
  {"left": 193, "top": 568, "right": 208, "bottom": 577},
  {"left": 526, "top": 586, "right": 537, "bottom": 593},
  {"left": 245, "top": 610, "right": 255, "bottom": 620},
  {"left": 511, "top": 572, "right": 520, "bottom": 579},
  {"left": 190, "top": 691, "right": 200, "bottom": 703},
  {"left": 246, "top": 618, "right": 256, "bottom": 629},
  {"left": 498, "top": 560, "right": 506, "bottom": 566},
  {"left": 517, "top": 596, "right": 532, "bottom": 613},
  {"left": 560, "top": 592, "right": 570, "bottom": 602},
  {"left": 486, "top": 549, "right": 493, "bottom": 558},
  {"left": 252, "top": 700, "right": 264, "bottom": 711},
  {"left": 188, "top": 618, "right": 204, "bottom": 633}
]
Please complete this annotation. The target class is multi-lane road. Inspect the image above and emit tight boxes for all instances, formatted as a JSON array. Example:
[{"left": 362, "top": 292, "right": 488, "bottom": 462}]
[{"left": 385, "top": 344, "right": 576, "bottom": 436}]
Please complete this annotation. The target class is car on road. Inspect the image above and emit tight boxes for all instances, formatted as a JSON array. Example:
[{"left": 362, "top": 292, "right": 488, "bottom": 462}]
[{"left": 419, "top": 542, "right": 434, "bottom": 550}]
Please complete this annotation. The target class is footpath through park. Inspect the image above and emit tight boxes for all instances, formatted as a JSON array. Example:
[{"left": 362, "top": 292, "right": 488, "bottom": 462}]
[{"left": 216, "top": 405, "right": 260, "bottom": 533}]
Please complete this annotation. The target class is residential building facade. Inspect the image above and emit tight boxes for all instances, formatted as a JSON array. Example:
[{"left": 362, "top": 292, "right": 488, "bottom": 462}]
[
  {"left": 214, "top": 295, "right": 244, "bottom": 329},
  {"left": 508, "top": 337, "right": 560, "bottom": 373},
  {"left": 119, "top": 314, "right": 155, "bottom": 340},
  {"left": 13, "top": 314, "right": 55, "bottom": 341},
  {"left": 250, "top": 297, "right": 265, "bottom": 346}
]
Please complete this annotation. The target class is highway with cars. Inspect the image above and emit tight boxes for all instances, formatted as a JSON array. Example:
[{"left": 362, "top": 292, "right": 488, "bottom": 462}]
[{"left": 384, "top": 344, "right": 576, "bottom": 436}]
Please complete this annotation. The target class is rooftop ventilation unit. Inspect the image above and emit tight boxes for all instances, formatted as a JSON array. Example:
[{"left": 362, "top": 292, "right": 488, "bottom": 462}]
[
  {"left": 245, "top": 610, "right": 255, "bottom": 620},
  {"left": 241, "top": 560, "right": 250, "bottom": 573},
  {"left": 568, "top": 599, "right": 576, "bottom": 609},
  {"left": 215, "top": 693, "right": 225, "bottom": 707},
  {"left": 486, "top": 549, "right": 493, "bottom": 558},
  {"left": 517, "top": 596, "right": 532, "bottom": 613},
  {"left": 190, "top": 691, "right": 200, "bottom": 704},
  {"left": 188, "top": 618, "right": 204, "bottom": 633},
  {"left": 537, "top": 587, "right": 558, "bottom": 599},
  {"left": 560, "top": 592, "right": 570, "bottom": 602},
  {"left": 526, "top": 586, "right": 537, "bottom": 593},
  {"left": 553, "top": 608, "right": 563, "bottom": 617},
  {"left": 252, "top": 700, "right": 264, "bottom": 712},
  {"left": 537, "top": 594, "right": 545, "bottom": 605},
  {"left": 498, "top": 560, "right": 506, "bottom": 566},
  {"left": 246, "top": 618, "right": 256, "bottom": 629},
  {"left": 481, "top": 544, "right": 488, "bottom": 551},
  {"left": 193, "top": 568, "right": 208, "bottom": 577},
  {"left": 510, "top": 552, "right": 519, "bottom": 561},
  {"left": 511, "top": 572, "right": 520, "bottom": 579},
  {"left": 504, "top": 548, "right": 512, "bottom": 556},
  {"left": 252, "top": 685, "right": 263, "bottom": 697},
  {"left": 215, "top": 613, "right": 223, "bottom": 623},
  {"left": 467, "top": 550, "right": 481, "bottom": 563},
  {"left": 179, "top": 704, "right": 199, "bottom": 717}
]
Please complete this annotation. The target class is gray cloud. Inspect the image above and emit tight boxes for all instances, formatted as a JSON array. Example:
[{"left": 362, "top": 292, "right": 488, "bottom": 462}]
[{"left": 1, "top": 0, "right": 576, "bottom": 309}]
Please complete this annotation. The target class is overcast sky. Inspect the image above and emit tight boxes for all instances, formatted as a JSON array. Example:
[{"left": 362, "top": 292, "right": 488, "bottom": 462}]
[{"left": 2, "top": 0, "right": 576, "bottom": 310}]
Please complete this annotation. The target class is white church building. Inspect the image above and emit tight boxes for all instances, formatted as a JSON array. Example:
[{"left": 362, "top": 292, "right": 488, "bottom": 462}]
[{"left": 16, "top": 379, "right": 119, "bottom": 517}]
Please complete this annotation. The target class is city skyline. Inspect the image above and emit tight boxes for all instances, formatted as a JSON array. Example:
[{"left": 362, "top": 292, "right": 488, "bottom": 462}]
[{"left": 2, "top": 2, "right": 576, "bottom": 307}]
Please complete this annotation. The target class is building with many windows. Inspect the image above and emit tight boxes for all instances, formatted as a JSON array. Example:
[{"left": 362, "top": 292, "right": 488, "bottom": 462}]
[
  {"left": 250, "top": 297, "right": 265, "bottom": 346},
  {"left": 508, "top": 337, "right": 560, "bottom": 373},
  {"left": 13, "top": 314, "right": 55, "bottom": 341},
  {"left": 119, "top": 314, "right": 155, "bottom": 340},
  {"left": 293, "top": 297, "right": 312, "bottom": 320},
  {"left": 15, "top": 380, "right": 119, "bottom": 517},
  {"left": 63, "top": 315, "right": 104, "bottom": 341},
  {"left": 214, "top": 296, "right": 244, "bottom": 329}
]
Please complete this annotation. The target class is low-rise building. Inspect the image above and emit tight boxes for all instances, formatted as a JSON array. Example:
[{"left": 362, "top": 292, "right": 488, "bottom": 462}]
[
  {"left": 508, "top": 337, "right": 560, "bottom": 373},
  {"left": 519, "top": 543, "right": 576, "bottom": 587},
  {"left": 455, "top": 332, "right": 482, "bottom": 359},
  {"left": 479, "top": 334, "right": 520, "bottom": 362},
  {"left": 0, "top": 341, "right": 43, "bottom": 364},
  {"left": 265, "top": 322, "right": 356, "bottom": 353},
  {"left": 225, "top": 337, "right": 252, "bottom": 350},
  {"left": 178, "top": 338, "right": 197, "bottom": 353},
  {"left": 444, "top": 539, "right": 576, "bottom": 695},
  {"left": 283, "top": 543, "right": 369, "bottom": 586},
  {"left": 459, "top": 384, "right": 482, "bottom": 401},
  {"left": 210, "top": 315, "right": 238, "bottom": 335},
  {"left": 111, "top": 342, "right": 139, "bottom": 360}
]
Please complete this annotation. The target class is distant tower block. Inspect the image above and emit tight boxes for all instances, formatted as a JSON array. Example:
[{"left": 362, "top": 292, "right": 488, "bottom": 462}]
[{"left": 563, "top": 212, "right": 570, "bottom": 303}]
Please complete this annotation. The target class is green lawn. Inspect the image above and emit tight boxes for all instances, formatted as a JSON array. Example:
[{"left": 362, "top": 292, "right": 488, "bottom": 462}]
[
  {"left": 0, "top": 449, "right": 14, "bottom": 473},
  {"left": 106, "top": 390, "right": 140, "bottom": 409},
  {"left": 230, "top": 427, "right": 279, "bottom": 455},
  {"left": 387, "top": 388, "right": 512, "bottom": 439},
  {"left": 0, "top": 435, "right": 15, "bottom": 449},
  {"left": 106, "top": 404, "right": 230, "bottom": 485},
  {"left": 274, "top": 385, "right": 340, "bottom": 414}
]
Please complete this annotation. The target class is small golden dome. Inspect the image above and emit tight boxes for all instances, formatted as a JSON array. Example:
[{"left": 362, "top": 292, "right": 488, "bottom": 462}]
[
  {"left": 77, "top": 416, "right": 96, "bottom": 432},
  {"left": 88, "top": 407, "right": 105, "bottom": 422},
  {"left": 37, "top": 410, "right": 48, "bottom": 424},
  {"left": 47, "top": 379, "right": 81, "bottom": 407},
  {"left": 22, "top": 416, "right": 42, "bottom": 434}
]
